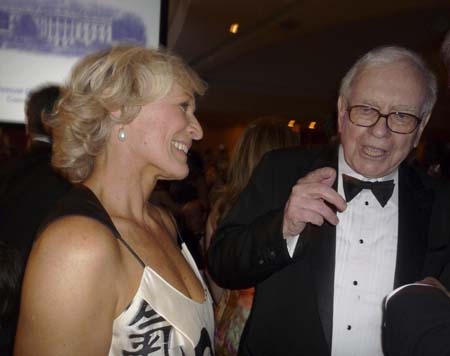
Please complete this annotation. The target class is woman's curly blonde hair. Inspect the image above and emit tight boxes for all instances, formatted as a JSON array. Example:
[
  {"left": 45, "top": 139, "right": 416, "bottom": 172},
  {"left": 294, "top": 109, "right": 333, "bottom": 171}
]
[{"left": 52, "top": 45, "right": 206, "bottom": 183}]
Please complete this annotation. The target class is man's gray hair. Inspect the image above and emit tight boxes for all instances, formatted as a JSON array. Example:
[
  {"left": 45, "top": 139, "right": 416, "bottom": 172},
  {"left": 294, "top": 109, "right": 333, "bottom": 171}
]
[{"left": 339, "top": 46, "right": 438, "bottom": 116}]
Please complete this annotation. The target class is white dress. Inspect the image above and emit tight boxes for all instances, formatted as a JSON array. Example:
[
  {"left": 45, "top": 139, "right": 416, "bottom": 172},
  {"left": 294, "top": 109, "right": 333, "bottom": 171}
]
[
  {"left": 109, "top": 243, "right": 215, "bottom": 356},
  {"left": 42, "top": 185, "right": 214, "bottom": 356}
]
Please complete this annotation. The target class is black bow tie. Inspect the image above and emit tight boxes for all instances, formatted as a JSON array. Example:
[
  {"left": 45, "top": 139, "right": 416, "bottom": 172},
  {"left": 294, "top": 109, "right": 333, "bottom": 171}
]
[{"left": 342, "top": 174, "right": 395, "bottom": 208}]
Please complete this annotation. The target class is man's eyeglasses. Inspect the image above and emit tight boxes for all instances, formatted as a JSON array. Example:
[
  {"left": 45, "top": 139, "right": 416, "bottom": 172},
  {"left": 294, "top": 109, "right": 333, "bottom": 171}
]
[{"left": 347, "top": 105, "right": 421, "bottom": 134}]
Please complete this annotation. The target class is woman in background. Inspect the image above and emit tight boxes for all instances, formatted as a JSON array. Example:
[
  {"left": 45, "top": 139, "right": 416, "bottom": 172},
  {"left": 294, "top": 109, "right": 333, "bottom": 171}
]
[
  {"left": 204, "top": 116, "right": 301, "bottom": 355},
  {"left": 15, "top": 45, "right": 214, "bottom": 356}
]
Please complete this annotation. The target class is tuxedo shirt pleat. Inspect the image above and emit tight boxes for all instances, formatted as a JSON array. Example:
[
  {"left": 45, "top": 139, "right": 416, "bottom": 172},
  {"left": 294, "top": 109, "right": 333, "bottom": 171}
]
[{"left": 332, "top": 147, "right": 398, "bottom": 356}]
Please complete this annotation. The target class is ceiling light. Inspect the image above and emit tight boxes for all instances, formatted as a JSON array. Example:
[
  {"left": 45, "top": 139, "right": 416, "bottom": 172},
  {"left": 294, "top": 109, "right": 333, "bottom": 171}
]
[
  {"left": 288, "top": 120, "right": 296, "bottom": 128},
  {"left": 229, "top": 23, "right": 239, "bottom": 34},
  {"left": 308, "top": 121, "right": 317, "bottom": 129}
]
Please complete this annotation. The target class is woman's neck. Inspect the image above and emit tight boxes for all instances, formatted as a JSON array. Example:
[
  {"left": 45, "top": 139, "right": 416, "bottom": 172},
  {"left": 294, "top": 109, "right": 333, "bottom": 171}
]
[{"left": 83, "top": 162, "right": 157, "bottom": 223}]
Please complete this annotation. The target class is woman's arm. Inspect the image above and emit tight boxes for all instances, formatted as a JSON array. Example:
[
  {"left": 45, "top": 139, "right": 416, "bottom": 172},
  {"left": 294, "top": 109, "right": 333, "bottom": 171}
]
[{"left": 14, "top": 216, "right": 121, "bottom": 356}]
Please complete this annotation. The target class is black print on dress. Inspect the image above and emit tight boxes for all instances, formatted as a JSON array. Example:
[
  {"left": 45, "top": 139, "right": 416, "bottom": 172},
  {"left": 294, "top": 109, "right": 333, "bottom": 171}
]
[
  {"left": 194, "top": 328, "right": 213, "bottom": 356},
  {"left": 122, "top": 300, "right": 172, "bottom": 356},
  {"left": 121, "top": 300, "right": 214, "bottom": 356}
]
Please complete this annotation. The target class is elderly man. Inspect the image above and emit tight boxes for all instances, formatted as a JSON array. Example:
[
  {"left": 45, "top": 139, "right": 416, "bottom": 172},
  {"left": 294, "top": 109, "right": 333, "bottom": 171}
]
[{"left": 208, "top": 46, "right": 450, "bottom": 356}]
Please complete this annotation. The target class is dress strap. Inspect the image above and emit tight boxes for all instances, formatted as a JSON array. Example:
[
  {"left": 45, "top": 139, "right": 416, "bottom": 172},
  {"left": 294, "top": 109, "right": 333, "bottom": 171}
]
[
  {"left": 115, "top": 236, "right": 145, "bottom": 268},
  {"left": 79, "top": 186, "right": 146, "bottom": 268},
  {"left": 165, "top": 209, "right": 184, "bottom": 246},
  {"left": 39, "top": 184, "right": 146, "bottom": 268}
]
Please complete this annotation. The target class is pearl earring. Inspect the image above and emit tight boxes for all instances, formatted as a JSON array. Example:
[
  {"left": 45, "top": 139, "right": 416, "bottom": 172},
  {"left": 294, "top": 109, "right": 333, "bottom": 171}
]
[{"left": 118, "top": 126, "right": 127, "bottom": 141}]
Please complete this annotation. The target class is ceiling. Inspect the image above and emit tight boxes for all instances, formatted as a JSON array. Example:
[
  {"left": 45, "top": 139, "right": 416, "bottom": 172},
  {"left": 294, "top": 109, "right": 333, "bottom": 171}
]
[{"left": 167, "top": 0, "right": 450, "bottom": 139}]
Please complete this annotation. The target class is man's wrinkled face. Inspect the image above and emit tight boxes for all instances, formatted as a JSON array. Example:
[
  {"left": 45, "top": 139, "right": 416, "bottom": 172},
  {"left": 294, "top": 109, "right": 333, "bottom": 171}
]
[{"left": 338, "top": 61, "right": 430, "bottom": 178}]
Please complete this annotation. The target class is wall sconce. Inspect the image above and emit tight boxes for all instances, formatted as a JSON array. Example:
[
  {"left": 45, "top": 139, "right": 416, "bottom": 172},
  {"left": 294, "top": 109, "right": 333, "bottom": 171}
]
[{"left": 229, "top": 23, "right": 239, "bottom": 34}]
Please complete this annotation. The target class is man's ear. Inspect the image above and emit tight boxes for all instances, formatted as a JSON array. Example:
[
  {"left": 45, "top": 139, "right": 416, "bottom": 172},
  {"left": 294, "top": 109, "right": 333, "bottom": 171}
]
[
  {"left": 413, "top": 112, "right": 431, "bottom": 148},
  {"left": 337, "top": 96, "right": 347, "bottom": 134}
]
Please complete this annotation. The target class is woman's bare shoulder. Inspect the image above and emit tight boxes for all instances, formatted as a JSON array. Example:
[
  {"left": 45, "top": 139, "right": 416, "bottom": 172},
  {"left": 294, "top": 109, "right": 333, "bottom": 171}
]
[
  {"left": 26, "top": 215, "right": 122, "bottom": 298},
  {"left": 33, "top": 215, "right": 121, "bottom": 265},
  {"left": 16, "top": 216, "right": 121, "bottom": 355}
]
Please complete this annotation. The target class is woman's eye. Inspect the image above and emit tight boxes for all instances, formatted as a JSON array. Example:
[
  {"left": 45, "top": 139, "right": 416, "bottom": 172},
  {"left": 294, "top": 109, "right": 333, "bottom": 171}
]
[{"left": 179, "top": 103, "right": 189, "bottom": 112}]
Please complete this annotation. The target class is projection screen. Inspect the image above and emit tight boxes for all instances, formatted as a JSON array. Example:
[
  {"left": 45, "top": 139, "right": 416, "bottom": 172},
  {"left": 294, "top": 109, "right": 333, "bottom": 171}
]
[{"left": 0, "top": 0, "right": 161, "bottom": 123}]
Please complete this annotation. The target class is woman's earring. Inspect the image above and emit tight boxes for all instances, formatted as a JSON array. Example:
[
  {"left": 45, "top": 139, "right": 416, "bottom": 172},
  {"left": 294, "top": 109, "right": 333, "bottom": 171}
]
[{"left": 118, "top": 126, "right": 127, "bottom": 141}]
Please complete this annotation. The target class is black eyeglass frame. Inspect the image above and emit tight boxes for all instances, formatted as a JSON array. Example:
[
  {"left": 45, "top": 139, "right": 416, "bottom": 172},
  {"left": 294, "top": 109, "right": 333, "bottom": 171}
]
[{"left": 347, "top": 105, "right": 422, "bottom": 134}]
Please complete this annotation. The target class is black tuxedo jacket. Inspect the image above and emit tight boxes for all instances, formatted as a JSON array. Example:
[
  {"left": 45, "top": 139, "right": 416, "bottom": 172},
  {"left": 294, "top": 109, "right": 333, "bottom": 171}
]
[{"left": 208, "top": 144, "right": 450, "bottom": 356}]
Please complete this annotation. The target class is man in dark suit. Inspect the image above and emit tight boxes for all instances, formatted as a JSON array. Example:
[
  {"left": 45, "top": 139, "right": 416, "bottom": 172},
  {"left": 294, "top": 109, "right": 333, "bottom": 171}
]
[
  {"left": 382, "top": 31, "right": 450, "bottom": 356},
  {"left": 208, "top": 46, "right": 450, "bottom": 356},
  {"left": 0, "top": 85, "right": 71, "bottom": 355}
]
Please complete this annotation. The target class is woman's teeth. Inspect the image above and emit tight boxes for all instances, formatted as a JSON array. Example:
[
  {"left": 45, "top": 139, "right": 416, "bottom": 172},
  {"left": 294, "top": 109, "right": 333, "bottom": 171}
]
[{"left": 172, "top": 141, "right": 188, "bottom": 154}]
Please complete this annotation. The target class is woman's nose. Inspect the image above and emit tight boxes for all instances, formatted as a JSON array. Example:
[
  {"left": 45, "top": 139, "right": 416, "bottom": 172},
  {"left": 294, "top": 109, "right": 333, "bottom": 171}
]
[{"left": 190, "top": 115, "right": 203, "bottom": 140}]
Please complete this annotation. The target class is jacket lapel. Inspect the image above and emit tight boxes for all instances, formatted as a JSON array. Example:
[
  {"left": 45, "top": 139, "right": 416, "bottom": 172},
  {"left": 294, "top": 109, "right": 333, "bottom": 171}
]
[
  {"left": 394, "top": 163, "right": 433, "bottom": 287},
  {"left": 299, "top": 144, "right": 339, "bottom": 350}
]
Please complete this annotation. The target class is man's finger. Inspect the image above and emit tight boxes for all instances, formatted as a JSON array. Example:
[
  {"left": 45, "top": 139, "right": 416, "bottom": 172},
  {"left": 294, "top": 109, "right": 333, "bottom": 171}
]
[{"left": 300, "top": 167, "right": 337, "bottom": 187}]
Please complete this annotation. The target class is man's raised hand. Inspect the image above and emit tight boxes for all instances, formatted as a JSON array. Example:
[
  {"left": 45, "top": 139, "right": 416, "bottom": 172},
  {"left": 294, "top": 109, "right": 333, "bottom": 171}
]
[{"left": 282, "top": 167, "right": 347, "bottom": 238}]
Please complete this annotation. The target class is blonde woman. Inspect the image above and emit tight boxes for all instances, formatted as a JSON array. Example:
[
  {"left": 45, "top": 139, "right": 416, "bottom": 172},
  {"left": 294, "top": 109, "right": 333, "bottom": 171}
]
[{"left": 15, "top": 45, "right": 214, "bottom": 356}]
